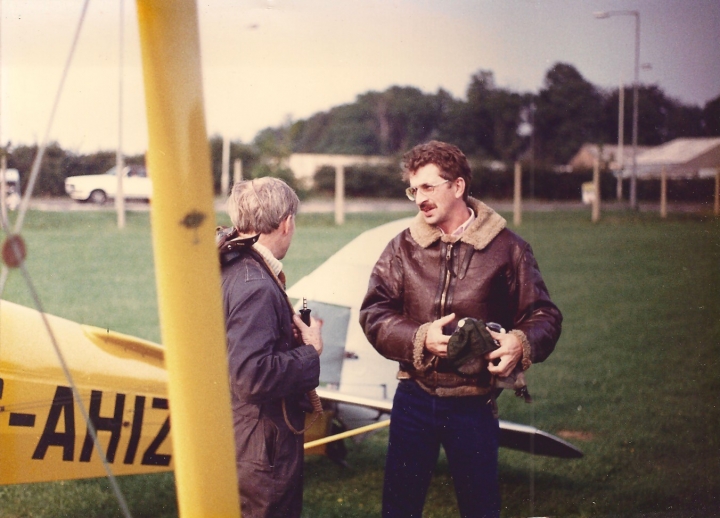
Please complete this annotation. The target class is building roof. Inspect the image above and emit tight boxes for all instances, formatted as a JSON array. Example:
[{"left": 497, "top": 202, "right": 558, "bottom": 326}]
[
  {"left": 567, "top": 144, "right": 650, "bottom": 171},
  {"left": 625, "top": 137, "right": 720, "bottom": 179}
]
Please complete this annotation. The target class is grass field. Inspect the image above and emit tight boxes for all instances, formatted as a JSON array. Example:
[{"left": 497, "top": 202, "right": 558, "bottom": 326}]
[{"left": 1, "top": 207, "right": 718, "bottom": 517}]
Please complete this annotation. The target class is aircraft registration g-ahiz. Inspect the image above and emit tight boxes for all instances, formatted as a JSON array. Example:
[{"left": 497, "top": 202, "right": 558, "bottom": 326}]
[
  {"left": 0, "top": 216, "right": 581, "bottom": 486},
  {"left": 0, "top": 301, "right": 172, "bottom": 485}
]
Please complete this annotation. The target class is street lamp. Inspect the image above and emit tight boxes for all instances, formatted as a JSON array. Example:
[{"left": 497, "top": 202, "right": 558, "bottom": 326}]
[{"left": 594, "top": 10, "right": 640, "bottom": 210}]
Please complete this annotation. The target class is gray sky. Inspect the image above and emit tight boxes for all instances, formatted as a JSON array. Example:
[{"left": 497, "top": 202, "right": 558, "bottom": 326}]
[{"left": 2, "top": 0, "right": 719, "bottom": 155}]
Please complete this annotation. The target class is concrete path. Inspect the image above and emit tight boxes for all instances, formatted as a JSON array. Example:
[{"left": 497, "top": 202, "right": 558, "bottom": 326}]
[{"left": 23, "top": 197, "right": 712, "bottom": 215}]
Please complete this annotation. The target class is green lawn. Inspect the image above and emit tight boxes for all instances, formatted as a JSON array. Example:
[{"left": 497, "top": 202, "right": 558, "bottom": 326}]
[{"left": 1, "top": 208, "right": 718, "bottom": 517}]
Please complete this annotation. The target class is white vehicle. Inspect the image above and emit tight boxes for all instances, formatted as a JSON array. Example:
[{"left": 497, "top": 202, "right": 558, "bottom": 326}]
[
  {"left": 65, "top": 165, "right": 152, "bottom": 204},
  {"left": 2, "top": 168, "right": 21, "bottom": 211}
]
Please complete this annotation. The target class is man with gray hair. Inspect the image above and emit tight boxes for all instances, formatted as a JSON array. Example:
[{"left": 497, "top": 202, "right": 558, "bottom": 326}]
[{"left": 218, "top": 177, "right": 323, "bottom": 518}]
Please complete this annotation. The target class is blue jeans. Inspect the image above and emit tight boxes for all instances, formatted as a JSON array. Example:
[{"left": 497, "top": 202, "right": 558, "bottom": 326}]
[{"left": 383, "top": 380, "right": 500, "bottom": 518}]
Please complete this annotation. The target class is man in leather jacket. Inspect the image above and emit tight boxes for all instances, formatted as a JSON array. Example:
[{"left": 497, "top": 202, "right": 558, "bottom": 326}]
[
  {"left": 360, "top": 141, "right": 562, "bottom": 518},
  {"left": 220, "top": 177, "right": 323, "bottom": 518}
]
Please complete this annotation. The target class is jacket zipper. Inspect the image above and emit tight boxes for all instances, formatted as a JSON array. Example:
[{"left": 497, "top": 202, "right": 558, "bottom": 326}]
[{"left": 439, "top": 242, "right": 453, "bottom": 316}]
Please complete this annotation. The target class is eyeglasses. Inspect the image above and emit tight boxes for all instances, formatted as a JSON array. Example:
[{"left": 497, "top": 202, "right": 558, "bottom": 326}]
[{"left": 405, "top": 179, "right": 450, "bottom": 201}]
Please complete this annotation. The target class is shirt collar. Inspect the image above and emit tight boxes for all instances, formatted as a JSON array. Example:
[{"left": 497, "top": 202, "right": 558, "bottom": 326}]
[{"left": 441, "top": 207, "right": 476, "bottom": 236}]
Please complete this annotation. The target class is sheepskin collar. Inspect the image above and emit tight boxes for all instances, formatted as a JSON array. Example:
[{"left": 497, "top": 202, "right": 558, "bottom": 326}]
[{"left": 409, "top": 197, "right": 506, "bottom": 250}]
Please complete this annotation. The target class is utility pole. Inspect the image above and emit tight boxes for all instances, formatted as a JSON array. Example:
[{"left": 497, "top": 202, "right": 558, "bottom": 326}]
[
  {"left": 221, "top": 136, "right": 230, "bottom": 198},
  {"left": 115, "top": 0, "right": 125, "bottom": 229},
  {"left": 594, "top": 10, "right": 641, "bottom": 209},
  {"left": 631, "top": 12, "right": 640, "bottom": 210},
  {"left": 617, "top": 83, "right": 624, "bottom": 201}
]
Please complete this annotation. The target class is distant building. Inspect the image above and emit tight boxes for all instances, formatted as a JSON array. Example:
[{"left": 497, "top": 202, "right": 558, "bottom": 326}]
[
  {"left": 566, "top": 144, "right": 650, "bottom": 172},
  {"left": 626, "top": 137, "right": 720, "bottom": 179},
  {"left": 285, "top": 153, "right": 395, "bottom": 188}
]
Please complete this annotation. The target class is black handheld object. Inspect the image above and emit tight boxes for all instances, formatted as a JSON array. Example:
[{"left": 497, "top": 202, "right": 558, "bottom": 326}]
[
  {"left": 300, "top": 297, "right": 311, "bottom": 326},
  {"left": 486, "top": 322, "right": 502, "bottom": 366},
  {"left": 486, "top": 322, "right": 502, "bottom": 344}
]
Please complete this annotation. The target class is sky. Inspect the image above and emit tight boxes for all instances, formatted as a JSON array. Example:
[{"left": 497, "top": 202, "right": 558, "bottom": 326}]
[{"left": 1, "top": 0, "right": 719, "bottom": 156}]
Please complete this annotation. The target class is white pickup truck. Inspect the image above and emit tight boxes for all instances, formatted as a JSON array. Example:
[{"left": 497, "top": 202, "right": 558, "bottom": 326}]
[{"left": 65, "top": 165, "right": 152, "bottom": 204}]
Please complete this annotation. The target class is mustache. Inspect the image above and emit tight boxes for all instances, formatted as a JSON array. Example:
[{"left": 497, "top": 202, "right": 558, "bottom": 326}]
[{"left": 419, "top": 200, "right": 436, "bottom": 211}]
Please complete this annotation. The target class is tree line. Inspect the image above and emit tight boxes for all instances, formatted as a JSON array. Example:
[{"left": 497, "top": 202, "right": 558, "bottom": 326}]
[
  {"left": 5, "top": 62, "right": 719, "bottom": 201},
  {"left": 266, "top": 62, "right": 719, "bottom": 166}
]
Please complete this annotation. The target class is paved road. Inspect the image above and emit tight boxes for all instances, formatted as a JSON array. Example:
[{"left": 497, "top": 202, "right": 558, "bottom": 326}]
[
  {"left": 25, "top": 197, "right": 711, "bottom": 215},
  {"left": 25, "top": 197, "right": 417, "bottom": 213}
]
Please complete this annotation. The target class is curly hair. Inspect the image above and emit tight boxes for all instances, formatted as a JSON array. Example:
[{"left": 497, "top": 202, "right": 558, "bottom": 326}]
[
  {"left": 401, "top": 141, "right": 472, "bottom": 200},
  {"left": 226, "top": 177, "right": 299, "bottom": 235}
]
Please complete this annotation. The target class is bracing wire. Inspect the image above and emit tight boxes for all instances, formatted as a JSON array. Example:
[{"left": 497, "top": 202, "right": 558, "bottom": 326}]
[
  {"left": 0, "top": 0, "right": 10, "bottom": 284},
  {"left": 0, "top": 0, "right": 93, "bottom": 298},
  {"left": 12, "top": 1, "right": 88, "bottom": 235},
  {"left": 0, "top": 1, "right": 133, "bottom": 516},
  {"left": 17, "top": 262, "right": 132, "bottom": 518}
]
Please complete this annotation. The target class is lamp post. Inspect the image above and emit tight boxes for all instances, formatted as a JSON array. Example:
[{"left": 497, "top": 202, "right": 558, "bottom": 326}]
[{"left": 594, "top": 10, "right": 640, "bottom": 210}]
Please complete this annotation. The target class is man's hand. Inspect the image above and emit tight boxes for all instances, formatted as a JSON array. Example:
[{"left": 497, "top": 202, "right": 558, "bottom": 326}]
[
  {"left": 293, "top": 314, "right": 324, "bottom": 356},
  {"left": 424, "top": 313, "right": 455, "bottom": 358},
  {"left": 485, "top": 329, "right": 522, "bottom": 377}
]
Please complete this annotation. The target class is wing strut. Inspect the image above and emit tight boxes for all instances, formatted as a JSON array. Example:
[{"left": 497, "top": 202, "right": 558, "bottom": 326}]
[
  {"left": 135, "top": 2, "right": 240, "bottom": 517},
  {"left": 304, "top": 419, "right": 390, "bottom": 451}
]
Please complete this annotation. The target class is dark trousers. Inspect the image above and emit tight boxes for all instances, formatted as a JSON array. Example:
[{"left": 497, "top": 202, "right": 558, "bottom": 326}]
[
  {"left": 234, "top": 407, "right": 305, "bottom": 518},
  {"left": 383, "top": 380, "right": 500, "bottom": 518}
]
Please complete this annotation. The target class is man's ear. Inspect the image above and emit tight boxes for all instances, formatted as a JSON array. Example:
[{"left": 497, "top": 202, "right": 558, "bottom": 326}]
[
  {"left": 280, "top": 215, "right": 293, "bottom": 235},
  {"left": 454, "top": 177, "right": 466, "bottom": 199}
]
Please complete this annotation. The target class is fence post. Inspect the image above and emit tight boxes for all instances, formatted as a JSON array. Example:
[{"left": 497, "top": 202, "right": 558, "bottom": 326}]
[
  {"left": 513, "top": 161, "right": 522, "bottom": 226},
  {"left": 660, "top": 166, "right": 667, "bottom": 218},
  {"left": 115, "top": 154, "right": 126, "bottom": 229},
  {"left": 233, "top": 158, "right": 242, "bottom": 185},
  {"left": 335, "top": 164, "right": 345, "bottom": 225},
  {"left": 592, "top": 158, "right": 601, "bottom": 223},
  {"left": 715, "top": 168, "right": 719, "bottom": 217}
]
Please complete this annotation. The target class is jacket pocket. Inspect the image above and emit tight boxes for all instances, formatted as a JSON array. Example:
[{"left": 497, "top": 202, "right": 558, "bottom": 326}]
[
  {"left": 235, "top": 417, "right": 277, "bottom": 473},
  {"left": 262, "top": 417, "right": 279, "bottom": 468}
]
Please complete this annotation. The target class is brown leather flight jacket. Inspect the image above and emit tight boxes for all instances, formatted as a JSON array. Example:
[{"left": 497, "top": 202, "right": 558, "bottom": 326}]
[{"left": 359, "top": 198, "right": 562, "bottom": 397}]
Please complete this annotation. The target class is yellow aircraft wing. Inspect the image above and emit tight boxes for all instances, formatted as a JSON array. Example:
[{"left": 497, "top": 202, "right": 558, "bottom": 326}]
[
  {"left": 0, "top": 300, "right": 337, "bottom": 485},
  {"left": 0, "top": 300, "right": 171, "bottom": 485}
]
